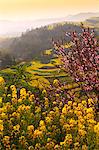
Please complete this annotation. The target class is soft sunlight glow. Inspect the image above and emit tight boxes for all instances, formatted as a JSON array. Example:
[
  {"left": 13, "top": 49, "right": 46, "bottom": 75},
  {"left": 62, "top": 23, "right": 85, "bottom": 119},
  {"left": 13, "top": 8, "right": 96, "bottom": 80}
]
[{"left": 0, "top": 0, "right": 98, "bottom": 20}]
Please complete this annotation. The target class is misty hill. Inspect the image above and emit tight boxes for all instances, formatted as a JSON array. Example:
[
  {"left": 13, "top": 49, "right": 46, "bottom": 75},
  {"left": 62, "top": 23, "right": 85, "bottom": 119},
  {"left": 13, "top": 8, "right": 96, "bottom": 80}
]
[
  {"left": 0, "top": 19, "right": 99, "bottom": 69},
  {"left": 66, "top": 12, "right": 99, "bottom": 21},
  {"left": 0, "top": 12, "right": 99, "bottom": 37},
  {"left": 85, "top": 17, "right": 99, "bottom": 27},
  {"left": 0, "top": 18, "right": 68, "bottom": 37},
  {"left": 0, "top": 22, "right": 82, "bottom": 66}
]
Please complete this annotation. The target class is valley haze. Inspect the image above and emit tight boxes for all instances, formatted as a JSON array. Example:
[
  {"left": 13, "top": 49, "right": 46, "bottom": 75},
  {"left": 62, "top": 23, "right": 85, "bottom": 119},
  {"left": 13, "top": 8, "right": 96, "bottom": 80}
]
[{"left": 0, "top": 12, "right": 99, "bottom": 37}]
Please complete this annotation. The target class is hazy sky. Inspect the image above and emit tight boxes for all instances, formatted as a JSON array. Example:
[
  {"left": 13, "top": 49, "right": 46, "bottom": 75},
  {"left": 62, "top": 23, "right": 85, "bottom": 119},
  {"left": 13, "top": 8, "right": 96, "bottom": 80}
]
[{"left": 0, "top": 0, "right": 99, "bottom": 20}]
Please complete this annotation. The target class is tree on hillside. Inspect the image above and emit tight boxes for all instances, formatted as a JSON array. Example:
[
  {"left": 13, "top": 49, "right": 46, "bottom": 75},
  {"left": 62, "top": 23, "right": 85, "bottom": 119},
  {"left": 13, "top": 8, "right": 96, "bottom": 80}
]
[{"left": 53, "top": 26, "right": 99, "bottom": 102}]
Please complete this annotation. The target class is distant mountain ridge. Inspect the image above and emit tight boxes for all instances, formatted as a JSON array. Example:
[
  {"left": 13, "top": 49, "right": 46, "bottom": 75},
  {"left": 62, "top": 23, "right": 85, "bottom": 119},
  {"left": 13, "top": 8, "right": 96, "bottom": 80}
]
[
  {"left": 0, "top": 18, "right": 67, "bottom": 37},
  {"left": 0, "top": 12, "right": 99, "bottom": 37},
  {"left": 66, "top": 12, "right": 99, "bottom": 21},
  {"left": 85, "top": 17, "right": 99, "bottom": 27}
]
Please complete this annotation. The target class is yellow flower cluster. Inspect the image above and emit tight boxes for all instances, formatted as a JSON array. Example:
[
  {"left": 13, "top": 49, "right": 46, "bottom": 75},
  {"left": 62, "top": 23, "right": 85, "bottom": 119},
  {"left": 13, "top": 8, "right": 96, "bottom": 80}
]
[
  {"left": 20, "top": 88, "right": 27, "bottom": 99},
  {"left": 0, "top": 76, "right": 5, "bottom": 86},
  {"left": 0, "top": 119, "right": 3, "bottom": 136},
  {"left": 94, "top": 122, "right": 99, "bottom": 135},
  {"left": 0, "top": 83, "right": 98, "bottom": 150},
  {"left": 10, "top": 85, "right": 17, "bottom": 104},
  {"left": 53, "top": 79, "right": 59, "bottom": 87}
]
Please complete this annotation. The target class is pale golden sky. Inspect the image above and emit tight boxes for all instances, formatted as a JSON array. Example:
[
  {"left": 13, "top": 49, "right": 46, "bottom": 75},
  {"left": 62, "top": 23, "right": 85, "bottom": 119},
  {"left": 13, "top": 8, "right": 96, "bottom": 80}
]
[{"left": 0, "top": 0, "right": 99, "bottom": 20}]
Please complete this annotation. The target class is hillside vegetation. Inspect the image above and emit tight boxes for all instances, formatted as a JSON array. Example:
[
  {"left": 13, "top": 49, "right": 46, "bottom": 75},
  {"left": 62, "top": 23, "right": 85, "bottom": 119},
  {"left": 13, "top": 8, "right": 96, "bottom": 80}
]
[
  {"left": 85, "top": 17, "right": 99, "bottom": 27},
  {"left": 0, "top": 23, "right": 81, "bottom": 59},
  {"left": 0, "top": 26, "right": 98, "bottom": 150},
  {"left": 0, "top": 20, "right": 99, "bottom": 69}
]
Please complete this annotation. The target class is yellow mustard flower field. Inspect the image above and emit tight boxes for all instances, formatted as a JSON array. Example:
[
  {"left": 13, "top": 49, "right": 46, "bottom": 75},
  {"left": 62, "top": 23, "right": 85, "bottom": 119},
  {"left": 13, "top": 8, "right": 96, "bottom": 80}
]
[{"left": 0, "top": 76, "right": 99, "bottom": 150}]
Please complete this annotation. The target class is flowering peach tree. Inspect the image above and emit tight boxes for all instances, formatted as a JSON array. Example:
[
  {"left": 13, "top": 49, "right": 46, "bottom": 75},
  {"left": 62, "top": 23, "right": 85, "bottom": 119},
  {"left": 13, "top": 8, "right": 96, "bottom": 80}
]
[{"left": 53, "top": 27, "right": 99, "bottom": 101}]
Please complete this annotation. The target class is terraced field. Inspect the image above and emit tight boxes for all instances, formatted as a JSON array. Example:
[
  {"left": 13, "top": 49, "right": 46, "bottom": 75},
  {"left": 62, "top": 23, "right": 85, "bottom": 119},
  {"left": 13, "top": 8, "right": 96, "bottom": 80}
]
[{"left": 27, "top": 59, "right": 68, "bottom": 78}]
